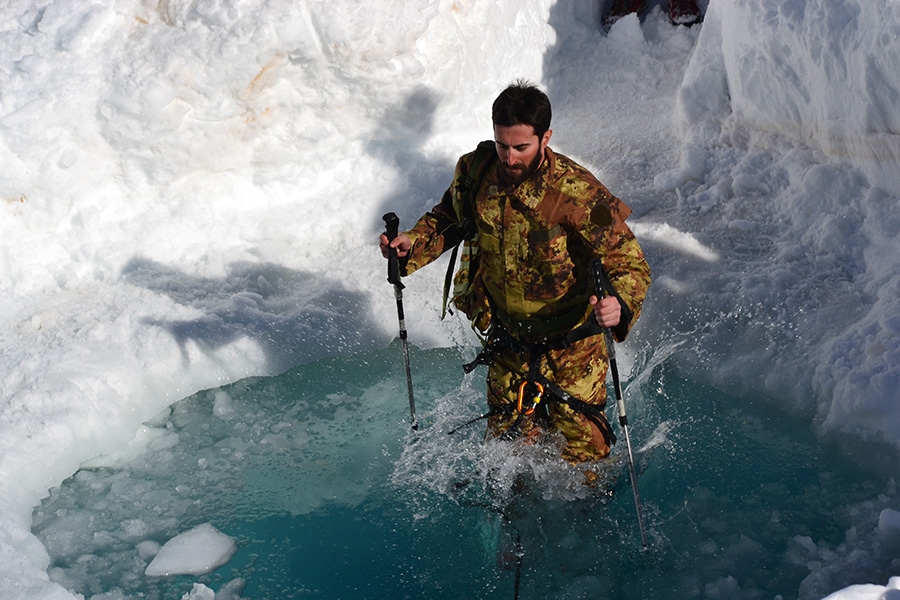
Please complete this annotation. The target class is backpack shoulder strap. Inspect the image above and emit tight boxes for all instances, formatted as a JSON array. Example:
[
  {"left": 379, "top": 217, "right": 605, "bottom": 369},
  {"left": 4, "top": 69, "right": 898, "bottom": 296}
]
[{"left": 452, "top": 140, "right": 497, "bottom": 233}]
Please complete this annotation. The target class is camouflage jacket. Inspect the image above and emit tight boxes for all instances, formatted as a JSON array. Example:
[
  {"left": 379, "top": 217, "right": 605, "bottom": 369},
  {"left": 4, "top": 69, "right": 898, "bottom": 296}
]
[{"left": 403, "top": 144, "right": 651, "bottom": 343}]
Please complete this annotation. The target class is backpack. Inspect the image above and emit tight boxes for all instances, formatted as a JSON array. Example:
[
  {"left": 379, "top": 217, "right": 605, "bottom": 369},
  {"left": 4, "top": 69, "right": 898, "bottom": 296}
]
[{"left": 440, "top": 140, "right": 497, "bottom": 336}]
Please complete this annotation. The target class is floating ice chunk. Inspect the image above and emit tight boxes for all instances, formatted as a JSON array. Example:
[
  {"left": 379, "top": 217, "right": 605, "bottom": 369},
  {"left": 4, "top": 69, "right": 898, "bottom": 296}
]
[
  {"left": 181, "top": 583, "right": 215, "bottom": 600},
  {"left": 792, "top": 534, "right": 818, "bottom": 554},
  {"left": 217, "top": 578, "right": 248, "bottom": 600},
  {"left": 144, "top": 523, "right": 237, "bottom": 577},
  {"left": 877, "top": 508, "right": 900, "bottom": 535},
  {"left": 136, "top": 540, "right": 161, "bottom": 561},
  {"left": 821, "top": 578, "right": 900, "bottom": 600}
]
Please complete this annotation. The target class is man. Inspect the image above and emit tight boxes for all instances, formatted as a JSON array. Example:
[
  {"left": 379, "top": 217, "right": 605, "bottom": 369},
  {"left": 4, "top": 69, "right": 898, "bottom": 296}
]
[{"left": 380, "top": 82, "right": 651, "bottom": 464}]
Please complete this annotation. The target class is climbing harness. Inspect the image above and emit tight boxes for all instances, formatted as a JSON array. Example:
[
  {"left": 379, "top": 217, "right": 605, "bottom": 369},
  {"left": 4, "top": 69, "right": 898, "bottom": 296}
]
[{"left": 448, "top": 318, "right": 617, "bottom": 449}]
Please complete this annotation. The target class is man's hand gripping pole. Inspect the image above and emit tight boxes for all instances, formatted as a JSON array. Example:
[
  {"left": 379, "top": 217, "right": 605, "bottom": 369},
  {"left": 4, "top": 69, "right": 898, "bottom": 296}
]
[{"left": 383, "top": 213, "right": 418, "bottom": 430}]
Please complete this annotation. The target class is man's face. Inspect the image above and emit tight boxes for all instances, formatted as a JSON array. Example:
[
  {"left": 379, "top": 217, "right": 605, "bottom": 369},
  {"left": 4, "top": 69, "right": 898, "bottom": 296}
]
[{"left": 494, "top": 123, "right": 553, "bottom": 186}]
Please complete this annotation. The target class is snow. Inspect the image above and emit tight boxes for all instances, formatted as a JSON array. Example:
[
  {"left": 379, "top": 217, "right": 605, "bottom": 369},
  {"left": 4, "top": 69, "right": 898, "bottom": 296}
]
[
  {"left": 0, "top": 0, "right": 899, "bottom": 598},
  {"left": 143, "top": 523, "right": 237, "bottom": 577}
]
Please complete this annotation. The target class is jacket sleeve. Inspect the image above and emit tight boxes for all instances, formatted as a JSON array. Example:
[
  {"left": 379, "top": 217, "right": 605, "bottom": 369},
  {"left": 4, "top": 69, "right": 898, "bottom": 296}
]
[
  {"left": 401, "top": 157, "right": 469, "bottom": 276},
  {"left": 601, "top": 220, "right": 651, "bottom": 342},
  {"left": 579, "top": 190, "right": 652, "bottom": 342}
]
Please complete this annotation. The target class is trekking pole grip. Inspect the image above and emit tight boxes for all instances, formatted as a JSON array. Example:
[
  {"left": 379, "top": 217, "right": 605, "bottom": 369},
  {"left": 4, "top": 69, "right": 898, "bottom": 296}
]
[
  {"left": 383, "top": 212, "right": 401, "bottom": 285},
  {"left": 590, "top": 259, "right": 614, "bottom": 300},
  {"left": 383, "top": 212, "right": 399, "bottom": 240}
]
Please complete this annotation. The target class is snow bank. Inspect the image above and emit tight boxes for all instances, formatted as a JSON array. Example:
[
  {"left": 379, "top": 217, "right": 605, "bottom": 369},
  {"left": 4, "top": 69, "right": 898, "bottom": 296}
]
[
  {"left": 0, "top": 1, "right": 556, "bottom": 598},
  {"left": 672, "top": 0, "right": 900, "bottom": 453},
  {"left": 721, "top": 0, "right": 900, "bottom": 193}
]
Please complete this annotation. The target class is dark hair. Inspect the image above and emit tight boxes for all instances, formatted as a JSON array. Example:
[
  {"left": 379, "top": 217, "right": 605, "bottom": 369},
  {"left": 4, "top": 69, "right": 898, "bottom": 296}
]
[{"left": 491, "top": 80, "right": 552, "bottom": 139}]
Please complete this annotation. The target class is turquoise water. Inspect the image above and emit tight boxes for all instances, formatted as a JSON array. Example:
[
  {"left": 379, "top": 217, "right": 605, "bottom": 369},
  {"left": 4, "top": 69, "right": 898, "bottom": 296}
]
[{"left": 32, "top": 342, "right": 898, "bottom": 599}]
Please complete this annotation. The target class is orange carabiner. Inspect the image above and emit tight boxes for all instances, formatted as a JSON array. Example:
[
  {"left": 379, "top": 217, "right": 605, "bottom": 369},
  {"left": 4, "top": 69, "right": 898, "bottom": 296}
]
[{"left": 517, "top": 380, "right": 545, "bottom": 415}]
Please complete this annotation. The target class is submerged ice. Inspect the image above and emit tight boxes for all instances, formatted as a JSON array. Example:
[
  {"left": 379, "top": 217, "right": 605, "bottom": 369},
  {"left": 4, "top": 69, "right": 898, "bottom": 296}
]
[{"left": 2, "top": 0, "right": 900, "bottom": 598}]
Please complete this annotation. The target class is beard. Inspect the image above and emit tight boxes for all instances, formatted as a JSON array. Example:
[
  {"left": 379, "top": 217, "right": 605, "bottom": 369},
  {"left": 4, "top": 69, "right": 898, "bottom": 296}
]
[{"left": 498, "top": 149, "right": 544, "bottom": 187}]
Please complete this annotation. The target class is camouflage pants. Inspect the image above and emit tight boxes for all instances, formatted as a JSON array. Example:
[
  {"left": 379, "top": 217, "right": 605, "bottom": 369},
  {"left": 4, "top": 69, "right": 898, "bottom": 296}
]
[{"left": 485, "top": 333, "right": 612, "bottom": 464}]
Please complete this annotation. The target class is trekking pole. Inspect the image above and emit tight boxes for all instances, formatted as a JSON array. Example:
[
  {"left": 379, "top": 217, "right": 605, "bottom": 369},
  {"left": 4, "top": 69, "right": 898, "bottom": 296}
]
[
  {"left": 383, "top": 212, "right": 418, "bottom": 430},
  {"left": 591, "top": 260, "right": 648, "bottom": 548}
]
